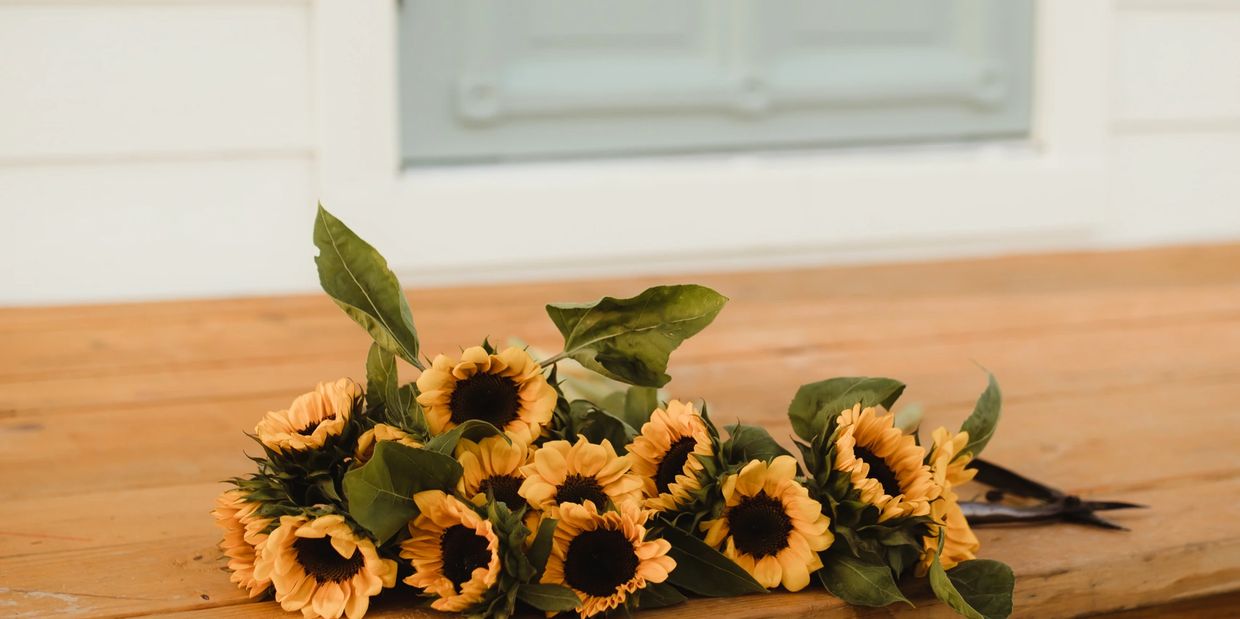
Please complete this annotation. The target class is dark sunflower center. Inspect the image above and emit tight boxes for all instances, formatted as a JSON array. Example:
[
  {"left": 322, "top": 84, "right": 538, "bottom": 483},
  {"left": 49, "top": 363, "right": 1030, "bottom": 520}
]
[
  {"left": 853, "top": 446, "right": 903, "bottom": 497},
  {"left": 449, "top": 373, "right": 521, "bottom": 428},
  {"left": 563, "top": 529, "right": 639, "bottom": 597},
  {"left": 655, "top": 437, "right": 697, "bottom": 494},
  {"left": 555, "top": 474, "right": 610, "bottom": 508},
  {"left": 292, "top": 536, "right": 364, "bottom": 583},
  {"left": 439, "top": 524, "right": 492, "bottom": 592},
  {"left": 478, "top": 474, "right": 526, "bottom": 510},
  {"left": 727, "top": 492, "right": 793, "bottom": 558}
]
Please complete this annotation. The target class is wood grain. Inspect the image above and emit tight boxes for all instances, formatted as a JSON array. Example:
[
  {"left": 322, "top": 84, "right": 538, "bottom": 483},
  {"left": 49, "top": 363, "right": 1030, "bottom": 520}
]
[{"left": 1, "top": 244, "right": 1238, "bottom": 618}]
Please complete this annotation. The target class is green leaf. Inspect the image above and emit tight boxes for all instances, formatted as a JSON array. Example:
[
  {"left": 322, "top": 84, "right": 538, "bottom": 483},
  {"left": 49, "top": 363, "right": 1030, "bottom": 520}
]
[
  {"left": 622, "top": 386, "right": 660, "bottom": 430},
  {"left": 660, "top": 525, "right": 767, "bottom": 597},
  {"left": 818, "top": 552, "right": 911, "bottom": 608},
  {"left": 722, "top": 423, "right": 792, "bottom": 464},
  {"left": 527, "top": 517, "right": 558, "bottom": 576},
  {"left": 546, "top": 285, "right": 727, "bottom": 387},
  {"left": 931, "top": 560, "right": 1015, "bottom": 619},
  {"left": 575, "top": 407, "right": 638, "bottom": 453},
  {"left": 787, "top": 377, "right": 906, "bottom": 441},
  {"left": 342, "top": 442, "right": 462, "bottom": 542},
  {"left": 959, "top": 372, "right": 1001, "bottom": 459},
  {"left": 516, "top": 584, "right": 580, "bottom": 612},
  {"left": 365, "top": 343, "right": 423, "bottom": 430},
  {"left": 314, "top": 205, "right": 420, "bottom": 367},
  {"left": 426, "top": 419, "right": 507, "bottom": 455},
  {"left": 636, "top": 582, "right": 687, "bottom": 609}
]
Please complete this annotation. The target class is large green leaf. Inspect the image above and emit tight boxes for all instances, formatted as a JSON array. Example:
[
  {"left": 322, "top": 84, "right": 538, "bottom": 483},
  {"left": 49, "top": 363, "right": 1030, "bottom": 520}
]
[
  {"left": 342, "top": 442, "right": 462, "bottom": 542},
  {"left": 314, "top": 205, "right": 420, "bottom": 367},
  {"left": 929, "top": 554, "right": 1014, "bottom": 619},
  {"left": 722, "top": 423, "right": 792, "bottom": 465},
  {"left": 818, "top": 552, "right": 911, "bottom": 608},
  {"left": 959, "top": 372, "right": 1002, "bottom": 459},
  {"left": 516, "top": 584, "right": 581, "bottom": 612},
  {"left": 787, "top": 377, "right": 906, "bottom": 441},
  {"left": 546, "top": 285, "right": 727, "bottom": 387},
  {"left": 660, "top": 525, "right": 767, "bottom": 597}
]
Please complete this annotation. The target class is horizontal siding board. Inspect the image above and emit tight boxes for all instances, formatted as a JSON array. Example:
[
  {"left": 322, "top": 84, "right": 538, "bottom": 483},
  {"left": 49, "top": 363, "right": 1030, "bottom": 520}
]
[
  {"left": 0, "top": 3, "right": 312, "bottom": 161},
  {"left": 1115, "top": 9, "right": 1240, "bottom": 123},
  {"left": 1108, "top": 132, "right": 1240, "bottom": 244},
  {"left": 0, "top": 158, "right": 318, "bottom": 304}
]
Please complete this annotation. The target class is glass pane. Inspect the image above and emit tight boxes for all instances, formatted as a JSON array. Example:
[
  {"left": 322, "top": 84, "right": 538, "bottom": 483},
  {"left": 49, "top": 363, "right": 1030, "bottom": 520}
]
[{"left": 398, "top": 0, "right": 1034, "bottom": 165}]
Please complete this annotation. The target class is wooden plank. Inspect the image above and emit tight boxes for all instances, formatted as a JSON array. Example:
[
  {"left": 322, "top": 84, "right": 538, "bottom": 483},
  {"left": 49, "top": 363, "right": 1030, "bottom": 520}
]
[
  {"left": 2, "top": 245, "right": 1239, "bottom": 617},
  {"left": 3, "top": 317, "right": 1237, "bottom": 502},
  {"left": 3, "top": 372, "right": 1238, "bottom": 505},
  {"left": 4, "top": 370, "right": 1236, "bottom": 556},
  {"left": 2, "top": 302, "right": 1236, "bottom": 417},
  {"left": 3, "top": 283, "right": 1238, "bottom": 381},
  {"left": 5, "top": 474, "right": 1236, "bottom": 618}
]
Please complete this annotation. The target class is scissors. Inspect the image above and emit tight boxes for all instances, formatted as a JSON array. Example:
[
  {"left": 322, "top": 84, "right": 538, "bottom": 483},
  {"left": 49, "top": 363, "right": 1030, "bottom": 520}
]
[{"left": 958, "top": 458, "right": 1146, "bottom": 531}]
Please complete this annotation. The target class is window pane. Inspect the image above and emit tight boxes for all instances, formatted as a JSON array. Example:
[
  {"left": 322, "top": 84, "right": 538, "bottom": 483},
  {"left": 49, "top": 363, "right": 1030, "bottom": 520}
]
[{"left": 398, "top": 0, "right": 1034, "bottom": 165}]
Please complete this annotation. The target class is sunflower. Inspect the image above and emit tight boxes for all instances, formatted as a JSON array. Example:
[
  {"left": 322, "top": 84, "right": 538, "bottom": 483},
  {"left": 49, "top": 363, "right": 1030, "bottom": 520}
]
[
  {"left": 416, "top": 346, "right": 556, "bottom": 442},
  {"left": 628, "top": 399, "right": 714, "bottom": 512},
  {"left": 353, "top": 423, "right": 422, "bottom": 465},
  {"left": 211, "top": 489, "right": 271, "bottom": 597},
  {"left": 918, "top": 427, "right": 981, "bottom": 574},
  {"left": 252, "top": 514, "right": 397, "bottom": 619},
  {"left": 701, "top": 456, "right": 833, "bottom": 591},
  {"left": 519, "top": 437, "right": 643, "bottom": 515},
  {"left": 256, "top": 378, "right": 362, "bottom": 453},
  {"left": 400, "top": 490, "right": 502, "bottom": 612},
  {"left": 542, "top": 501, "right": 675, "bottom": 617},
  {"left": 457, "top": 435, "right": 532, "bottom": 511},
  {"left": 833, "top": 404, "right": 939, "bottom": 522}
]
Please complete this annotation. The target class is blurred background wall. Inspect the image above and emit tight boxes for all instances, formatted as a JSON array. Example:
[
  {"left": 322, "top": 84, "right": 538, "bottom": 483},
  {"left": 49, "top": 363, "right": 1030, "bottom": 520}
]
[{"left": 1, "top": 0, "right": 1238, "bottom": 306}]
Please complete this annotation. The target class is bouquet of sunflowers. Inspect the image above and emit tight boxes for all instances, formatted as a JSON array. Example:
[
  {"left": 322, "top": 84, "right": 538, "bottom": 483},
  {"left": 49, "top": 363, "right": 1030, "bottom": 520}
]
[{"left": 213, "top": 206, "right": 1019, "bottom": 619}]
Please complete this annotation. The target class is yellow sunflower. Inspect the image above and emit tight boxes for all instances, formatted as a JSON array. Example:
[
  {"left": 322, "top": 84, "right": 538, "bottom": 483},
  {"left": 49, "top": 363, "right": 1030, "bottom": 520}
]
[
  {"left": 833, "top": 404, "right": 939, "bottom": 522},
  {"left": 519, "top": 437, "right": 643, "bottom": 515},
  {"left": 457, "top": 435, "right": 531, "bottom": 510},
  {"left": 628, "top": 399, "right": 713, "bottom": 512},
  {"left": 353, "top": 423, "right": 422, "bottom": 465},
  {"left": 211, "top": 489, "right": 271, "bottom": 597},
  {"left": 542, "top": 501, "right": 675, "bottom": 618},
  {"left": 416, "top": 346, "right": 556, "bottom": 442},
  {"left": 918, "top": 427, "right": 981, "bottom": 574},
  {"left": 400, "top": 490, "right": 502, "bottom": 612},
  {"left": 701, "top": 456, "right": 833, "bottom": 591},
  {"left": 256, "top": 378, "right": 362, "bottom": 453},
  {"left": 252, "top": 514, "right": 397, "bottom": 619}
]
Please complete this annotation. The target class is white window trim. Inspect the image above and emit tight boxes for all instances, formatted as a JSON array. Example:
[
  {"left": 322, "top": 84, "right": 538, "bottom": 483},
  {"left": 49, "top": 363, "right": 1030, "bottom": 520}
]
[{"left": 314, "top": 1, "right": 1111, "bottom": 286}]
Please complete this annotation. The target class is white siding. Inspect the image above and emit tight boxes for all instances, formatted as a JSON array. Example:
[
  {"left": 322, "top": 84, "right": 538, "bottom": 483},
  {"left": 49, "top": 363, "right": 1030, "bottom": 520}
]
[
  {"left": 0, "top": 0, "right": 316, "bottom": 304},
  {"left": 1104, "top": 1, "right": 1240, "bottom": 246},
  {"left": 0, "top": 0, "right": 1238, "bottom": 305}
]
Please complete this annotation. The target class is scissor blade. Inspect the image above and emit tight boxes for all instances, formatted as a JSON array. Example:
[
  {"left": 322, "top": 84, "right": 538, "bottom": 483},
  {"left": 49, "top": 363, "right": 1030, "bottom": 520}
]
[
  {"left": 1065, "top": 511, "right": 1130, "bottom": 531},
  {"left": 1077, "top": 500, "right": 1147, "bottom": 512}
]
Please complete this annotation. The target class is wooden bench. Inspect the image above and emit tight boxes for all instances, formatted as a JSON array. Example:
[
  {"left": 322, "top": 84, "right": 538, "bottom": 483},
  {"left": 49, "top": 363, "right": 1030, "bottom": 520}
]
[{"left": 2, "top": 244, "right": 1238, "bottom": 617}]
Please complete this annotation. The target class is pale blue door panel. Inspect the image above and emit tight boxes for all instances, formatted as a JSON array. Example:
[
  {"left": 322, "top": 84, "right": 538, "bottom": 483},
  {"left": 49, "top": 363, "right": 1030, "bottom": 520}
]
[{"left": 398, "top": 0, "right": 1033, "bottom": 165}]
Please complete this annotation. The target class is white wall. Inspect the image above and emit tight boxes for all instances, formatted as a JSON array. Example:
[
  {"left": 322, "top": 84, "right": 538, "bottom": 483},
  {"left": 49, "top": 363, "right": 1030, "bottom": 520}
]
[
  {"left": 0, "top": 1, "right": 318, "bottom": 304},
  {"left": 0, "top": 0, "right": 1237, "bottom": 306}
]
